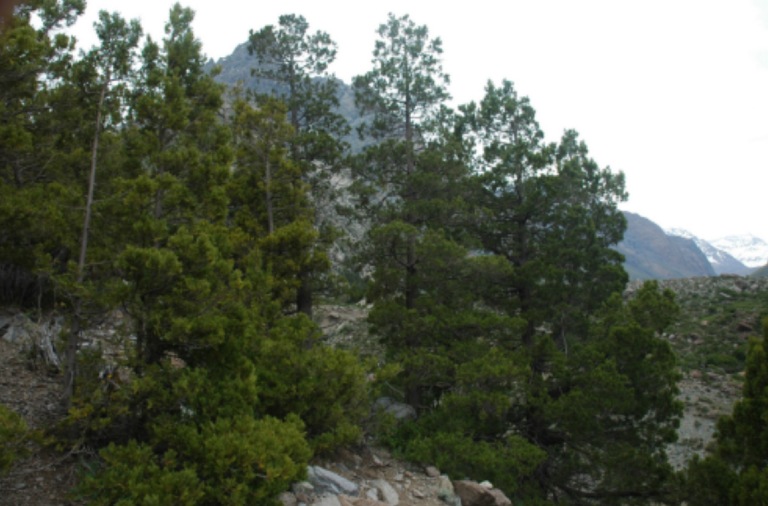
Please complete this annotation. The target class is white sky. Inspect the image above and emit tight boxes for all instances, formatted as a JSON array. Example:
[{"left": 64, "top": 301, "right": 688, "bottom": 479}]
[{"left": 70, "top": 0, "right": 768, "bottom": 242}]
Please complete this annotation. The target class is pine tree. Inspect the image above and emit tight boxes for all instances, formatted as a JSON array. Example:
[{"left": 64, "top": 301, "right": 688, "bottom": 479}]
[
  {"left": 66, "top": 8, "right": 366, "bottom": 502},
  {"left": 372, "top": 75, "right": 682, "bottom": 504},
  {"left": 352, "top": 14, "right": 499, "bottom": 409},
  {"left": 464, "top": 80, "right": 628, "bottom": 347},
  {"left": 60, "top": 10, "right": 142, "bottom": 401},
  {"left": 247, "top": 14, "right": 349, "bottom": 316}
]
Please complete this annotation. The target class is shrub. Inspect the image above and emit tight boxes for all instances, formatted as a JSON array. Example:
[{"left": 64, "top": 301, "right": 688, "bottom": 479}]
[
  {"left": 404, "top": 431, "right": 545, "bottom": 498},
  {"left": 0, "top": 404, "right": 30, "bottom": 474},
  {"left": 253, "top": 316, "right": 368, "bottom": 453},
  {"left": 77, "top": 415, "right": 311, "bottom": 505},
  {"left": 705, "top": 352, "right": 742, "bottom": 373},
  {"left": 76, "top": 440, "right": 204, "bottom": 506}
]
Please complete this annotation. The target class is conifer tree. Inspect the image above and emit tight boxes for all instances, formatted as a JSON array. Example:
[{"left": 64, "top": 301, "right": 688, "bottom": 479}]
[
  {"left": 60, "top": 10, "right": 142, "bottom": 401},
  {"left": 370, "top": 75, "right": 682, "bottom": 503},
  {"left": 352, "top": 14, "right": 500, "bottom": 409},
  {"left": 67, "top": 8, "right": 366, "bottom": 502},
  {"left": 248, "top": 14, "right": 349, "bottom": 316},
  {"left": 464, "top": 80, "right": 628, "bottom": 346},
  {"left": 108, "top": 3, "right": 232, "bottom": 368},
  {"left": 352, "top": 13, "right": 451, "bottom": 309}
]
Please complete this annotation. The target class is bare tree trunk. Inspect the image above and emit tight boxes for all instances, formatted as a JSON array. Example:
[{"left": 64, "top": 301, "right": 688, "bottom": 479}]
[
  {"left": 264, "top": 152, "right": 275, "bottom": 235},
  {"left": 296, "top": 270, "right": 313, "bottom": 318},
  {"left": 64, "top": 75, "right": 109, "bottom": 403}
]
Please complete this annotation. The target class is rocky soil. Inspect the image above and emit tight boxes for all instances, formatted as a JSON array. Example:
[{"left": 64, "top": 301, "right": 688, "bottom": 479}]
[{"left": 0, "top": 318, "right": 80, "bottom": 506}]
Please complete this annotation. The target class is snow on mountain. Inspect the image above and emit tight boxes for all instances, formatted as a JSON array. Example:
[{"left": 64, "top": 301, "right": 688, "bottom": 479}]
[
  {"left": 666, "top": 229, "right": 753, "bottom": 275},
  {"left": 708, "top": 235, "right": 768, "bottom": 269}
]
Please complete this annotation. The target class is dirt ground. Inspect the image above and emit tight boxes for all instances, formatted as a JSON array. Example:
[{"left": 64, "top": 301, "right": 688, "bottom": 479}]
[{"left": 0, "top": 335, "right": 82, "bottom": 506}]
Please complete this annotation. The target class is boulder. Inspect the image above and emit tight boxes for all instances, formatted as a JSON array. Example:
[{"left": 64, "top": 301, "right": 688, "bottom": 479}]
[
  {"left": 339, "top": 496, "right": 389, "bottom": 506},
  {"left": 370, "top": 478, "right": 399, "bottom": 505},
  {"left": 308, "top": 466, "right": 359, "bottom": 496},
  {"left": 373, "top": 397, "right": 416, "bottom": 421},
  {"left": 278, "top": 491, "right": 298, "bottom": 506},
  {"left": 453, "top": 480, "right": 512, "bottom": 506}
]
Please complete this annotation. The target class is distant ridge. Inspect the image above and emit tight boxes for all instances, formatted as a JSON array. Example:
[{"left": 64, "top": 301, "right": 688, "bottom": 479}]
[
  {"left": 666, "top": 229, "right": 752, "bottom": 276},
  {"left": 752, "top": 264, "right": 768, "bottom": 278},
  {"left": 616, "top": 212, "right": 715, "bottom": 280}
]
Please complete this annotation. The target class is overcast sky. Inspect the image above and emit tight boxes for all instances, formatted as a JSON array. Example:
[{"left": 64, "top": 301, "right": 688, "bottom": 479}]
[{"left": 69, "top": 0, "right": 768, "bottom": 242}]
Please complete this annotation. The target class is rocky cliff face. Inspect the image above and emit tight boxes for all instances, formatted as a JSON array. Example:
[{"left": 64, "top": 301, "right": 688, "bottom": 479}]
[{"left": 617, "top": 211, "right": 716, "bottom": 280}]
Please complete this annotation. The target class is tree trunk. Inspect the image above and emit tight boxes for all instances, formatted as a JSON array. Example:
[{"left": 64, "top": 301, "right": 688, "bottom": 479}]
[
  {"left": 296, "top": 270, "right": 313, "bottom": 318},
  {"left": 64, "top": 75, "right": 109, "bottom": 404}
]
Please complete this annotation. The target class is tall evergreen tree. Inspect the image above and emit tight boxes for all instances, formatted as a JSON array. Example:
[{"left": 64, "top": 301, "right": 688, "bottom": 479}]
[
  {"left": 229, "top": 93, "right": 327, "bottom": 312},
  {"left": 61, "top": 10, "right": 142, "bottom": 401},
  {"left": 75, "top": 10, "right": 142, "bottom": 284},
  {"left": 376, "top": 77, "right": 681, "bottom": 504},
  {"left": 66, "top": 8, "right": 367, "bottom": 503},
  {"left": 248, "top": 14, "right": 349, "bottom": 316},
  {"left": 352, "top": 13, "right": 451, "bottom": 306},
  {"left": 352, "top": 14, "right": 495, "bottom": 409},
  {"left": 108, "top": 3, "right": 232, "bottom": 368}
]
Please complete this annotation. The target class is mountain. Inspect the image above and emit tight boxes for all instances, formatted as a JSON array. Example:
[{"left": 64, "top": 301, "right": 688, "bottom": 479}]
[
  {"left": 752, "top": 264, "right": 768, "bottom": 278},
  {"left": 708, "top": 235, "right": 768, "bottom": 269},
  {"left": 616, "top": 212, "right": 716, "bottom": 280},
  {"left": 666, "top": 229, "right": 752, "bottom": 276},
  {"left": 208, "top": 42, "right": 366, "bottom": 151}
]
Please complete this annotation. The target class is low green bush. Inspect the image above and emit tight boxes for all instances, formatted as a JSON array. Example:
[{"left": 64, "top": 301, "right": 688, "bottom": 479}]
[{"left": 0, "top": 403, "right": 30, "bottom": 474}]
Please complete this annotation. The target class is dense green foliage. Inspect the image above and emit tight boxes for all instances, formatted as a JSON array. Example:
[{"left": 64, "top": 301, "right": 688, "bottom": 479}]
[
  {"left": 0, "top": 3, "right": 709, "bottom": 505},
  {"left": 0, "top": 0, "right": 85, "bottom": 307},
  {"left": 1, "top": 2, "right": 366, "bottom": 503},
  {"left": 347, "top": 13, "right": 681, "bottom": 505}
]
